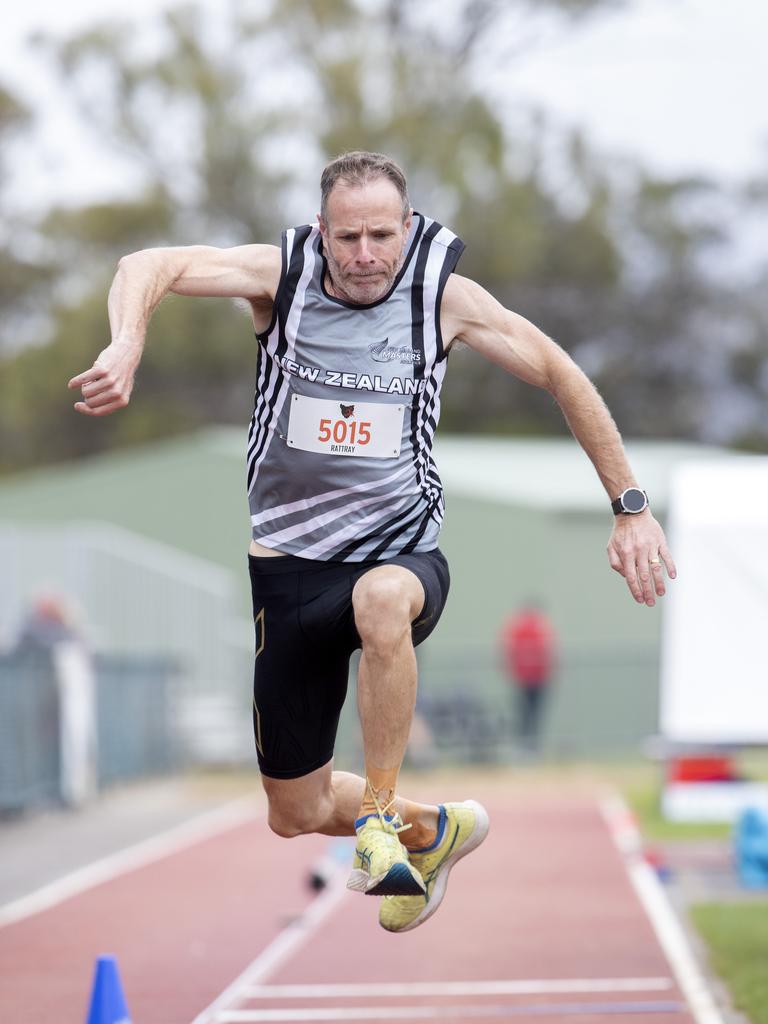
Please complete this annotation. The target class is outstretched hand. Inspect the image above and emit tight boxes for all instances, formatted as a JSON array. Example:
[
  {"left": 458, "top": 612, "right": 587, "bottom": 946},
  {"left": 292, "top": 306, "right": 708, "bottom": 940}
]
[
  {"left": 68, "top": 342, "right": 141, "bottom": 416},
  {"left": 607, "top": 511, "right": 676, "bottom": 606}
]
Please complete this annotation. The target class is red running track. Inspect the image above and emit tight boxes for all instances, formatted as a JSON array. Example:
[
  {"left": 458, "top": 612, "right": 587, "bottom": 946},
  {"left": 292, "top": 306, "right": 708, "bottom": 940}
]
[{"left": 0, "top": 781, "right": 711, "bottom": 1024}]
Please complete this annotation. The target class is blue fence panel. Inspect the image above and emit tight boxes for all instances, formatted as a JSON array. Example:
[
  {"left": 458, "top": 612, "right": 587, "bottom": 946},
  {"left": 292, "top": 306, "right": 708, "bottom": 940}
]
[
  {"left": 0, "top": 653, "right": 60, "bottom": 811},
  {"left": 0, "top": 651, "right": 180, "bottom": 812},
  {"left": 95, "top": 654, "right": 180, "bottom": 785}
]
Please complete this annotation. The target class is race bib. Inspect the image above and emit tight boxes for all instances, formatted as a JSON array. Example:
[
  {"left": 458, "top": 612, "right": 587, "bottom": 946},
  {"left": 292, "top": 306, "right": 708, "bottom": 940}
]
[{"left": 287, "top": 394, "right": 404, "bottom": 458}]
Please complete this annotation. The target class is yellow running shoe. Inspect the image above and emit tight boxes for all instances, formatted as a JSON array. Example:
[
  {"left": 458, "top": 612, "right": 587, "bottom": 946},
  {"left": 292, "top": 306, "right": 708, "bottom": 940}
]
[
  {"left": 347, "top": 811, "right": 426, "bottom": 896},
  {"left": 379, "top": 800, "right": 489, "bottom": 932}
]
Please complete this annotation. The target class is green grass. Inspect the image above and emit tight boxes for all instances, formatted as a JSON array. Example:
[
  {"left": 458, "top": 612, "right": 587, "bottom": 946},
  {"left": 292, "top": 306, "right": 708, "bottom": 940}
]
[{"left": 690, "top": 904, "right": 768, "bottom": 1024}]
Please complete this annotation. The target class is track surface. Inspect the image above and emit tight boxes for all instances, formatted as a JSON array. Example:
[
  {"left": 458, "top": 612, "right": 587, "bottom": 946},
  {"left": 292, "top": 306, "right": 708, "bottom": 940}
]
[{"left": 0, "top": 780, "right": 708, "bottom": 1024}]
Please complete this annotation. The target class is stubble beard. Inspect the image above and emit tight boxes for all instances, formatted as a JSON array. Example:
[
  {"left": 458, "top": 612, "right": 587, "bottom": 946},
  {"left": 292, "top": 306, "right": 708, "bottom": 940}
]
[{"left": 325, "top": 235, "right": 407, "bottom": 305}]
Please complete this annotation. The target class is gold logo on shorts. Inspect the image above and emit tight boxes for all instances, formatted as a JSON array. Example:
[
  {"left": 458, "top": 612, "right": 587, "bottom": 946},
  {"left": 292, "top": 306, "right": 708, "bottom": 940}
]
[
  {"left": 254, "top": 606, "right": 265, "bottom": 658},
  {"left": 253, "top": 699, "right": 264, "bottom": 756}
]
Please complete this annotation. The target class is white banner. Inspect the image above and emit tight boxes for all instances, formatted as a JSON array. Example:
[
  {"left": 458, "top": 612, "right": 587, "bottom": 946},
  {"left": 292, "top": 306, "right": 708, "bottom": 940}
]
[{"left": 660, "top": 459, "right": 768, "bottom": 743}]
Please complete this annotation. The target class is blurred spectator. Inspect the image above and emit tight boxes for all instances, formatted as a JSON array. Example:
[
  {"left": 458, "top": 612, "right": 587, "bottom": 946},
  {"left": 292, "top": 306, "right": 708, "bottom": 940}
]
[
  {"left": 13, "top": 593, "right": 81, "bottom": 654},
  {"left": 13, "top": 593, "right": 97, "bottom": 806},
  {"left": 499, "top": 602, "right": 557, "bottom": 752}
]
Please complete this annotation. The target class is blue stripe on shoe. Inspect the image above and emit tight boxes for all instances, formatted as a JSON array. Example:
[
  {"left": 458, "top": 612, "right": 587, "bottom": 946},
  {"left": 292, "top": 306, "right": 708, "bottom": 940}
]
[
  {"left": 407, "top": 805, "right": 447, "bottom": 853},
  {"left": 355, "top": 812, "right": 397, "bottom": 831}
]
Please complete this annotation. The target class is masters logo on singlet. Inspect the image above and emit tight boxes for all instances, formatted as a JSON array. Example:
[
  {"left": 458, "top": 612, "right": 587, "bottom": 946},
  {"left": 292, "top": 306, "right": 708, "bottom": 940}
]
[{"left": 368, "top": 338, "right": 422, "bottom": 365}]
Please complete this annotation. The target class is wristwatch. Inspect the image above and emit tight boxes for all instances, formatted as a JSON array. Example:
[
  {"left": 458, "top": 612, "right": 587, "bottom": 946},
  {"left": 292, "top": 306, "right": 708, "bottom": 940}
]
[{"left": 611, "top": 487, "right": 649, "bottom": 515}]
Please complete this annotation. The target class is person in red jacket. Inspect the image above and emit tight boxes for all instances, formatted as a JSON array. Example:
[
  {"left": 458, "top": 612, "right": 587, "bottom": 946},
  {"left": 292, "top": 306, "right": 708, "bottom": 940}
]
[{"left": 500, "top": 603, "right": 557, "bottom": 751}]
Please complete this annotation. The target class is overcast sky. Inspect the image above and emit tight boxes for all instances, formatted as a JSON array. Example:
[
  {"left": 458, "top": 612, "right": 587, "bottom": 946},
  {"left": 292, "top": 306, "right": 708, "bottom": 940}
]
[
  {"left": 511, "top": 0, "right": 767, "bottom": 180},
  {"left": 2, "top": 0, "right": 767, "bottom": 210}
]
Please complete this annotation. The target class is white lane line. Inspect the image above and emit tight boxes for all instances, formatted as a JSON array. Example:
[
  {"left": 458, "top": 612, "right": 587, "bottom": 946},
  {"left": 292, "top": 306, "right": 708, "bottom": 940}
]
[
  {"left": 599, "top": 792, "right": 725, "bottom": 1024},
  {"left": 0, "top": 795, "right": 260, "bottom": 929},
  {"left": 190, "top": 869, "right": 351, "bottom": 1024},
  {"left": 243, "top": 979, "right": 675, "bottom": 1000},
  {"left": 216, "top": 1001, "right": 686, "bottom": 1022}
]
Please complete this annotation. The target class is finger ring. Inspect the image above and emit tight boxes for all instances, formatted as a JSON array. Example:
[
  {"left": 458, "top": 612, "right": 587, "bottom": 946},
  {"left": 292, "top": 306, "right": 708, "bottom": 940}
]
[{"left": 649, "top": 558, "right": 661, "bottom": 565}]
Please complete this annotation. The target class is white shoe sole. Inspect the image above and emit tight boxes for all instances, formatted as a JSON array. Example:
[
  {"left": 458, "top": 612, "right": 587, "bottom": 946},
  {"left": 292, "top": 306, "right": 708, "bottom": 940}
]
[{"left": 384, "top": 799, "right": 490, "bottom": 932}]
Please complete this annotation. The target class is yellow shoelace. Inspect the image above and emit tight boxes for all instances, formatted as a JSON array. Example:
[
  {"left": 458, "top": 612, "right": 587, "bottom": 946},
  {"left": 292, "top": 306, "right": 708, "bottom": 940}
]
[{"left": 364, "top": 777, "right": 413, "bottom": 835}]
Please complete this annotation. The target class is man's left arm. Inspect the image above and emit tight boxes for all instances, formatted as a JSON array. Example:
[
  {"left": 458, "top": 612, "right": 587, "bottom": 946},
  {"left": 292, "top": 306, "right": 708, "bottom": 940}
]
[{"left": 441, "top": 274, "right": 676, "bottom": 607}]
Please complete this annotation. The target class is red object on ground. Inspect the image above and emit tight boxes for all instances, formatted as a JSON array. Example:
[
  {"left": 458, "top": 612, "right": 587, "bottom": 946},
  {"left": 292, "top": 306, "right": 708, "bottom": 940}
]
[{"left": 667, "top": 756, "right": 736, "bottom": 783}]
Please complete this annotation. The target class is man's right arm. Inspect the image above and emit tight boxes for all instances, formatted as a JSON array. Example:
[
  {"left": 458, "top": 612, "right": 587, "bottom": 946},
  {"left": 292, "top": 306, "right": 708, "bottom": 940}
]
[{"left": 68, "top": 244, "right": 281, "bottom": 417}]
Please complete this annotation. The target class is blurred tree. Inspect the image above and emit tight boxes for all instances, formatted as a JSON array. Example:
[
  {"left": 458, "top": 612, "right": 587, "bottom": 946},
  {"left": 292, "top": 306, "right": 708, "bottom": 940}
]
[
  {"left": 724, "top": 171, "right": 768, "bottom": 450},
  {"left": 0, "top": 0, "right": 764, "bottom": 474},
  {"left": 0, "top": 85, "right": 53, "bottom": 347},
  {"left": 0, "top": 290, "right": 253, "bottom": 471}
]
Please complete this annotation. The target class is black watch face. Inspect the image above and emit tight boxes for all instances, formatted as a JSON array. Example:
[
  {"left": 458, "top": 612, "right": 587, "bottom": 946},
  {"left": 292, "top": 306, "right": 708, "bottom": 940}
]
[{"left": 622, "top": 488, "right": 646, "bottom": 512}]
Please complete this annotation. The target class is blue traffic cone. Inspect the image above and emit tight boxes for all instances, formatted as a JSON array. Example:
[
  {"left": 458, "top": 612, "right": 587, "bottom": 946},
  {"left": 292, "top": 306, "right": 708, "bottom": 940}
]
[{"left": 85, "top": 955, "right": 132, "bottom": 1024}]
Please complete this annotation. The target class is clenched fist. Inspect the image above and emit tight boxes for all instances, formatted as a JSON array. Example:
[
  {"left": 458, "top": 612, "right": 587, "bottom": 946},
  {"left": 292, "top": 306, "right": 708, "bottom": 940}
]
[{"left": 68, "top": 342, "right": 141, "bottom": 416}]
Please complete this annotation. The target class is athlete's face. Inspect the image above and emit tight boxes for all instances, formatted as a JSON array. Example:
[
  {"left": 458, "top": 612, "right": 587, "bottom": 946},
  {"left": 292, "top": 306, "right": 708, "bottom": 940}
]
[{"left": 318, "top": 179, "right": 412, "bottom": 305}]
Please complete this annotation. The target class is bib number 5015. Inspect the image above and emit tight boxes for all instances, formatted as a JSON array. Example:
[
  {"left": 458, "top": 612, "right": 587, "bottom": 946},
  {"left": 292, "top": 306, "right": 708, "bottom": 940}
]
[
  {"left": 287, "top": 393, "right": 403, "bottom": 457},
  {"left": 318, "top": 418, "right": 371, "bottom": 446}
]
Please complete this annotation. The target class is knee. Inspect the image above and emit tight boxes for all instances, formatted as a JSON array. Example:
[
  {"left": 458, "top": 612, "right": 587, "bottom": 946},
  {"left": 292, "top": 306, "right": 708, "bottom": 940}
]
[
  {"left": 267, "top": 811, "right": 306, "bottom": 839},
  {"left": 353, "top": 575, "right": 418, "bottom": 655},
  {"left": 266, "top": 798, "right": 328, "bottom": 839}
]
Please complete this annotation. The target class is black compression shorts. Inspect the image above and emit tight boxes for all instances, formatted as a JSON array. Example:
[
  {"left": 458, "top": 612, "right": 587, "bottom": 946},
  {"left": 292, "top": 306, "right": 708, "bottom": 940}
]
[{"left": 248, "top": 547, "right": 450, "bottom": 780}]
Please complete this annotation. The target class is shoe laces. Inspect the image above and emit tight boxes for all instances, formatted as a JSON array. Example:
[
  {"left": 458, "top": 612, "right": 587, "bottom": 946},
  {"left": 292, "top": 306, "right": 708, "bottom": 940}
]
[{"left": 365, "top": 777, "right": 412, "bottom": 835}]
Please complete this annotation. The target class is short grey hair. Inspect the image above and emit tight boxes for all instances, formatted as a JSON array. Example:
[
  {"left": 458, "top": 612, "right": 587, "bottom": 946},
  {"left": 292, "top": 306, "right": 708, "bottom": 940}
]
[{"left": 320, "top": 151, "right": 410, "bottom": 222}]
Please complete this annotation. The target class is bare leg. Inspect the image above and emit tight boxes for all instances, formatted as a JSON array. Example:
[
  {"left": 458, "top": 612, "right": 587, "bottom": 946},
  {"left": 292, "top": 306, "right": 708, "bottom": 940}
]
[
  {"left": 262, "top": 564, "right": 439, "bottom": 847},
  {"left": 352, "top": 565, "right": 439, "bottom": 844},
  {"left": 262, "top": 763, "right": 436, "bottom": 843},
  {"left": 261, "top": 764, "right": 363, "bottom": 837},
  {"left": 353, "top": 566, "right": 420, "bottom": 789}
]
